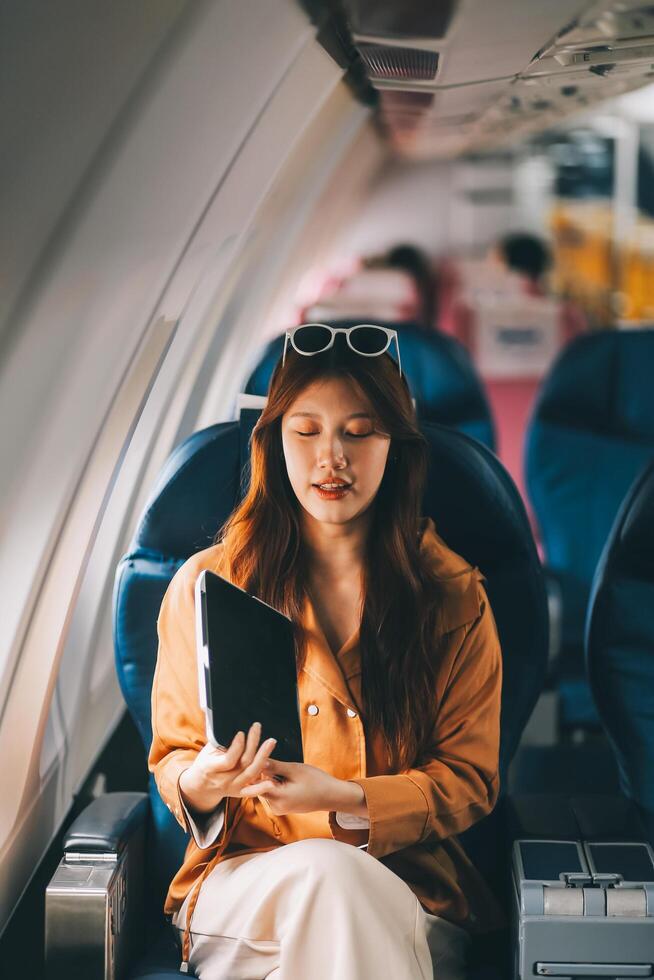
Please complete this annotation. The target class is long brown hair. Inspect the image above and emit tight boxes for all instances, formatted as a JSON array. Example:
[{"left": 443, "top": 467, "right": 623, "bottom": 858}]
[{"left": 217, "top": 337, "right": 444, "bottom": 771}]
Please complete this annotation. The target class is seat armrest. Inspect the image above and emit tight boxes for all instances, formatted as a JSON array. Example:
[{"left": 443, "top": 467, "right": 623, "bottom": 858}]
[
  {"left": 46, "top": 792, "right": 149, "bottom": 979},
  {"left": 510, "top": 793, "right": 654, "bottom": 977},
  {"left": 63, "top": 791, "right": 148, "bottom": 856}
]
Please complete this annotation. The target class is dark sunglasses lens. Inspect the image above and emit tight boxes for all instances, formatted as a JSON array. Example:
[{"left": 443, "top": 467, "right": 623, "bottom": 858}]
[
  {"left": 349, "top": 326, "right": 389, "bottom": 355},
  {"left": 293, "top": 325, "right": 332, "bottom": 354}
]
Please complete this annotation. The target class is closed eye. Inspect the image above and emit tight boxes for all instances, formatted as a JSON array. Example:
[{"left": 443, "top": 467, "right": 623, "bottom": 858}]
[{"left": 295, "top": 431, "right": 372, "bottom": 438}]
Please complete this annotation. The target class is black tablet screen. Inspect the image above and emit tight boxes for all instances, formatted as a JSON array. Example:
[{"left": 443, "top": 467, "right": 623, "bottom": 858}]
[{"left": 198, "top": 570, "right": 304, "bottom": 764}]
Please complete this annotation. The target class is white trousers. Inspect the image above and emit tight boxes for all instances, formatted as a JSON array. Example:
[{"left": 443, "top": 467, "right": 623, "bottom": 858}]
[{"left": 173, "top": 838, "right": 471, "bottom": 980}]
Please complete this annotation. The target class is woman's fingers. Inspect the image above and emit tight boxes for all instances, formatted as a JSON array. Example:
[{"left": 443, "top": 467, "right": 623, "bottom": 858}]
[
  {"left": 238, "top": 722, "right": 262, "bottom": 767},
  {"left": 215, "top": 731, "right": 245, "bottom": 767},
  {"left": 253, "top": 737, "right": 277, "bottom": 769},
  {"left": 227, "top": 730, "right": 246, "bottom": 753},
  {"left": 234, "top": 738, "right": 277, "bottom": 786},
  {"left": 262, "top": 757, "right": 289, "bottom": 775},
  {"left": 239, "top": 779, "right": 278, "bottom": 797},
  {"left": 208, "top": 730, "right": 250, "bottom": 771}
]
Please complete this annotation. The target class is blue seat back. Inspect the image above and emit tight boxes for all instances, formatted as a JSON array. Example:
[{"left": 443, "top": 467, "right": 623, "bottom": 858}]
[
  {"left": 526, "top": 329, "right": 654, "bottom": 653},
  {"left": 244, "top": 320, "right": 496, "bottom": 449},
  {"left": 113, "top": 414, "right": 547, "bottom": 910},
  {"left": 113, "top": 423, "right": 242, "bottom": 909},
  {"left": 586, "top": 459, "right": 654, "bottom": 844}
]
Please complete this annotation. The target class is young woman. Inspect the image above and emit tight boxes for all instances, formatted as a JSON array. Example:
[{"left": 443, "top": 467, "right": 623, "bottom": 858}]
[{"left": 149, "top": 324, "right": 504, "bottom": 979}]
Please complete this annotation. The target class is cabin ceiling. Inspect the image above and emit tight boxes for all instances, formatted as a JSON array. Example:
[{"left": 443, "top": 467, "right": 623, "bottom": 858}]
[{"left": 308, "top": 0, "right": 654, "bottom": 158}]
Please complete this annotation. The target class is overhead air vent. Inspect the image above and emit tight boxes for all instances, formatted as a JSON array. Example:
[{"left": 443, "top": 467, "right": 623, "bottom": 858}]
[{"left": 357, "top": 43, "right": 439, "bottom": 81}]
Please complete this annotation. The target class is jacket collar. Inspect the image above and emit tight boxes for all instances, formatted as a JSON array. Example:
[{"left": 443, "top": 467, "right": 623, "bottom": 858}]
[
  {"left": 300, "top": 595, "right": 361, "bottom": 710},
  {"left": 299, "top": 518, "right": 484, "bottom": 708}
]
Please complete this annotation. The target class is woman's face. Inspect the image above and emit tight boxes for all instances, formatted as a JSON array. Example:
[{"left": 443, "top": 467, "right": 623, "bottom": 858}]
[{"left": 281, "top": 376, "right": 391, "bottom": 527}]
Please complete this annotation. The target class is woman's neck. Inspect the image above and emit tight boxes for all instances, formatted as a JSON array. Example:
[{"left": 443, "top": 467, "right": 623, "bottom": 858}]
[{"left": 301, "top": 509, "right": 371, "bottom": 582}]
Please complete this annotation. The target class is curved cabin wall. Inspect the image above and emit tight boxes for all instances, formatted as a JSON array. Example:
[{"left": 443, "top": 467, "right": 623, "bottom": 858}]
[{"left": 0, "top": 0, "right": 385, "bottom": 933}]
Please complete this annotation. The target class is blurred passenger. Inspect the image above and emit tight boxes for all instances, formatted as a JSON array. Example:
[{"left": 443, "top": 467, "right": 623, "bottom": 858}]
[
  {"left": 492, "top": 232, "right": 587, "bottom": 344},
  {"left": 494, "top": 232, "right": 551, "bottom": 288},
  {"left": 438, "top": 234, "right": 586, "bottom": 515},
  {"left": 302, "top": 266, "right": 422, "bottom": 325},
  {"left": 364, "top": 244, "right": 437, "bottom": 330},
  {"left": 301, "top": 244, "right": 437, "bottom": 330},
  {"left": 437, "top": 257, "right": 475, "bottom": 350},
  {"left": 439, "top": 233, "right": 587, "bottom": 353}
]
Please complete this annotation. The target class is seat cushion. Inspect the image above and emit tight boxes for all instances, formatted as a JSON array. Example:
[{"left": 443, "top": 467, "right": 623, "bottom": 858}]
[
  {"left": 128, "top": 921, "right": 184, "bottom": 979},
  {"left": 130, "top": 973, "right": 186, "bottom": 979},
  {"left": 127, "top": 920, "right": 507, "bottom": 979}
]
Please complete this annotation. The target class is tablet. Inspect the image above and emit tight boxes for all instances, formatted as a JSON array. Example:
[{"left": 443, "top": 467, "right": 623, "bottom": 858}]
[{"left": 194, "top": 569, "right": 304, "bottom": 764}]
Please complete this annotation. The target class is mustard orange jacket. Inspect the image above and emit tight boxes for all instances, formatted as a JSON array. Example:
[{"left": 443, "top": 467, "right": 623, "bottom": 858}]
[{"left": 148, "top": 518, "right": 504, "bottom": 933}]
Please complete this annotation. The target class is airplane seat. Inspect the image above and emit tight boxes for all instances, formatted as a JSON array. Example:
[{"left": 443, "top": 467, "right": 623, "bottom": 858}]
[
  {"left": 586, "top": 457, "right": 654, "bottom": 846},
  {"left": 243, "top": 319, "right": 496, "bottom": 450},
  {"left": 46, "top": 408, "right": 549, "bottom": 979},
  {"left": 525, "top": 329, "right": 654, "bottom": 736}
]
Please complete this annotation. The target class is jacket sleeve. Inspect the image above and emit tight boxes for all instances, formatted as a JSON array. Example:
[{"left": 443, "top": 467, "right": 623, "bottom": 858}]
[
  {"left": 346, "top": 585, "right": 502, "bottom": 860},
  {"left": 148, "top": 559, "right": 231, "bottom": 850}
]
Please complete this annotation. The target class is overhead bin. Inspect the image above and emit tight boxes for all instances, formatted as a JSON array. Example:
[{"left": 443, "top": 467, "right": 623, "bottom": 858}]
[
  {"left": 548, "top": 2, "right": 654, "bottom": 55},
  {"left": 342, "top": 0, "right": 457, "bottom": 41},
  {"left": 306, "top": 0, "right": 654, "bottom": 156}
]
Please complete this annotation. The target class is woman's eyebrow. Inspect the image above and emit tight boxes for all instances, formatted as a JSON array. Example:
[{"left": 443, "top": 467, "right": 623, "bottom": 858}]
[{"left": 288, "top": 411, "right": 372, "bottom": 420}]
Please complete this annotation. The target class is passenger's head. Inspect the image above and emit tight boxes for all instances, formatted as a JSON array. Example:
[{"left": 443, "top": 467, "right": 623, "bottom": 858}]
[
  {"left": 364, "top": 243, "right": 436, "bottom": 328},
  {"left": 243, "top": 332, "right": 426, "bottom": 540},
  {"left": 280, "top": 375, "right": 391, "bottom": 530},
  {"left": 495, "top": 232, "right": 552, "bottom": 284},
  {"left": 383, "top": 243, "right": 432, "bottom": 286}
]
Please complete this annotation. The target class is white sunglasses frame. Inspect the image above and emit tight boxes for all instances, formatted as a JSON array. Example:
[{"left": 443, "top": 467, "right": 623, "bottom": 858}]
[{"left": 282, "top": 323, "right": 402, "bottom": 378}]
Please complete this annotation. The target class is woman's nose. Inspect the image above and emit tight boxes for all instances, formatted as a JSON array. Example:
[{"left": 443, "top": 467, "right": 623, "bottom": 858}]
[{"left": 317, "top": 437, "right": 346, "bottom": 468}]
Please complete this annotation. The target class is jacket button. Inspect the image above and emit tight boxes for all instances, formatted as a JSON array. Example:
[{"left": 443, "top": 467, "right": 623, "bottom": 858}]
[
  {"left": 346, "top": 708, "right": 357, "bottom": 718},
  {"left": 307, "top": 704, "right": 319, "bottom": 716}
]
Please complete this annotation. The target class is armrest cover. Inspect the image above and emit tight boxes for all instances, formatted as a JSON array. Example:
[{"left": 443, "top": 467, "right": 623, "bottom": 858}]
[{"left": 63, "top": 792, "right": 148, "bottom": 855}]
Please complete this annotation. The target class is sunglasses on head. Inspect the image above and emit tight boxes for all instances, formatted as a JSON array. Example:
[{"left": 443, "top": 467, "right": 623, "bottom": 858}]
[{"left": 282, "top": 323, "right": 403, "bottom": 378}]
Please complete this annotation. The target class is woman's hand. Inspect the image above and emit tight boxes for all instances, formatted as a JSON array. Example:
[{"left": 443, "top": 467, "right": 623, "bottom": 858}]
[
  {"left": 238, "top": 757, "right": 358, "bottom": 816},
  {"left": 178, "top": 722, "right": 277, "bottom": 815}
]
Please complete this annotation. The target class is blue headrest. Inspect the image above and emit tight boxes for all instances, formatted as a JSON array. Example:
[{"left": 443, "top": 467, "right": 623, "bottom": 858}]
[
  {"left": 526, "top": 329, "right": 654, "bottom": 647},
  {"left": 113, "top": 415, "right": 547, "bottom": 900},
  {"left": 586, "top": 458, "right": 654, "bottom": 844},
  {"left": 244, "top": 320, "right": 496, "bottom": 449}
]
